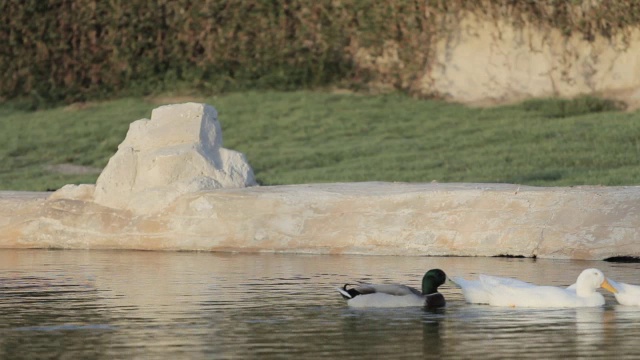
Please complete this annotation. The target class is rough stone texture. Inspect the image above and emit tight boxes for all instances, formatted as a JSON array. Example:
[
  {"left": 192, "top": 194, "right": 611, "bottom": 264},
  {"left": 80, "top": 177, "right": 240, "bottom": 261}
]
[
  {"left": 0, "top": 192, "right": 48, "bottom": 248},
  {"left": 1, "top": 182, "right": 640, "bottom": 260},
  {"left": 49, "top": 184, "right": 96, "bottom": 202},
  {"left": 419, "top": 13, "right": 640, "bottom": 108},
  {"left": 3, "top": 102, "right": 638, "bottom": 259},
  {"left": 90, "top": 103, "right": 256, "bottom": 213}
]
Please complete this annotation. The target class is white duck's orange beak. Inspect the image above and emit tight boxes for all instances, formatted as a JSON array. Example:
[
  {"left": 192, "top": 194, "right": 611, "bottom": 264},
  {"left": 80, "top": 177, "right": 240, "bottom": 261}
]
[{"left": 601, "top": 278, "right": 618, "bottom": 294}]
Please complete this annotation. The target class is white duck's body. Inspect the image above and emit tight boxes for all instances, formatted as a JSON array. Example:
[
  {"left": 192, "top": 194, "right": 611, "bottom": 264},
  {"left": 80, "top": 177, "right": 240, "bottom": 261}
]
[
  {"left": 601, "top": 278, "right": 640, "bottom": 306},
  {"left": 478, "top": 268, "right": 616, "bottom": 308},
  {"left": 451, "top": 275, "right": 532, "bottom": 304},
  {"left": 453, "top": 269, "right": 615, "bottom": 308}
]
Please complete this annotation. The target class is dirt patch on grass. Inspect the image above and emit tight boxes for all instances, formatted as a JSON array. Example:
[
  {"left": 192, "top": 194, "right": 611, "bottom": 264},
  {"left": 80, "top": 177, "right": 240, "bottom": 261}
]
[
  {"left": 63, "top": 102, "right": 101, "bottom": 111},
  {"left": 45, "top": 163, "right": 102, "bottom": 175}
]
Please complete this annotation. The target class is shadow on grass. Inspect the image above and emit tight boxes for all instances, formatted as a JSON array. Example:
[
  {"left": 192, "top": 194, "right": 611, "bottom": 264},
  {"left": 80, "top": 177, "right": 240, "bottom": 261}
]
[
  {"left": 506, "top": 169, "right": 564, "bottom": 184},
  {"left": 521, "top": 96, "right": 625, "bottom": 118}
]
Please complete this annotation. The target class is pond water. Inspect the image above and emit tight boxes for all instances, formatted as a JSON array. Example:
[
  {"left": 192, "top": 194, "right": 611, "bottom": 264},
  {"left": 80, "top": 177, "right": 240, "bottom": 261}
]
[{"left": 1, "top": 249, "right": 640, "bottom": 359}]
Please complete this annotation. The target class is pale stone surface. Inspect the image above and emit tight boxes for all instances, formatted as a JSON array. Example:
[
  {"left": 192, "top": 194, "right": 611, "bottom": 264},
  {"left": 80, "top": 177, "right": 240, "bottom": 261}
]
[
  {"left": 49, "top": 184, "right": 96, "bottom": 201},
  {"left": 1, "top": 182, "right": 640, "bottom": 260},
  {"left": 3, "top": 100, "right": 639, "bottom": 259},
  {"left": 0, "top": 192, "right": 48, "bottom": 248},
  {"left": 352, "top": 12, "right": 640, "bottom": 108},
  {"left": 425, "top": 14, "right": 640, "bottom": 106},
  {"left": 91, "top": 103, "right": 256, "bottom": 213}
]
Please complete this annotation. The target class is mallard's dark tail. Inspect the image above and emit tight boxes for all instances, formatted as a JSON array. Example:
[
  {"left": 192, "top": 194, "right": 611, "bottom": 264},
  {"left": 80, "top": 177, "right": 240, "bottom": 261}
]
[{"left": 337, "top": 284, "right": 361, "bottom": 299}]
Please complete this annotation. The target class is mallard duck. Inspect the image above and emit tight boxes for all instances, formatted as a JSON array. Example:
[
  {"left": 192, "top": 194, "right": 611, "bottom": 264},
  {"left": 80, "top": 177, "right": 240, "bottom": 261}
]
[
  {"left": 337, "top": 269, "right": 447, "bottom": 308},
  {"left": 450, "top": 274, "right": 532, "bottom": 304},
  {"left": 479, "top": 268, "right": 617, "bottom": 308}
]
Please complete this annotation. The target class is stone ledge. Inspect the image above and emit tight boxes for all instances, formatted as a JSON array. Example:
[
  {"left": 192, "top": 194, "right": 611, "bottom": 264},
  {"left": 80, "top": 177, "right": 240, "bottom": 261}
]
[{"left": 1, "top": 182, "right": 638, "bottom": 260}]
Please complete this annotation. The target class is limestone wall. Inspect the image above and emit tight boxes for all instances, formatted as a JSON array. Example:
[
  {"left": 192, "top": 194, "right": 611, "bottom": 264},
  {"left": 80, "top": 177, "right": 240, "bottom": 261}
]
[
  {"left": 1, "top": 182, "right": 639, "bottom": 260},
  {"left": 418, "top": 13, "right": 640, "bottom": 107},
  {"left": 2, "top": 102, "right": 638, "bottom": 260}
]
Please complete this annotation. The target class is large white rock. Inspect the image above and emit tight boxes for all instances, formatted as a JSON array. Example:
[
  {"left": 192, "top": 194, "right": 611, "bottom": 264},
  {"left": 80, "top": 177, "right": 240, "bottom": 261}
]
[
  {"left": 2, "top": 183, "right": 640, "bottom": 260},
  {"left": 92, "top": 103, "right": 256, "bottom": 213},
  {"left": 4, "top": 101, "right": 640, "bottom": 260}
]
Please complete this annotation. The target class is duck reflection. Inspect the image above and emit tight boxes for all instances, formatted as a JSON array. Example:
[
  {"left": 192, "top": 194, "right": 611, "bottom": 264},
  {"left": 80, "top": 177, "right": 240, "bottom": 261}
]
[
  {"left": 574, "top": 307, "right": 605, "bottom": 357},
  {"left": 422, "top": 309, "right": 444, "bottom": 358}
]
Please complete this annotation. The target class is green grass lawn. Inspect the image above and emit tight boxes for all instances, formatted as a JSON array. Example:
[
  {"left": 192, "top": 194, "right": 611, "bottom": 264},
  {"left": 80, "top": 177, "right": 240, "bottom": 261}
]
[{"left": 1, "top": 91, "right": 639, "bottom": 191}]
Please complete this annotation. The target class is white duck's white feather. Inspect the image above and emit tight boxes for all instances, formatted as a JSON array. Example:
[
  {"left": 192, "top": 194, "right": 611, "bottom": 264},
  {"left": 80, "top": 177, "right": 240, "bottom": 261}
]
[
  {"left": 479, "top": 268, "right": 612, "bottom": 308},
  {"left": 450, "top": 275, "right": 531, "bottom": 304},
  {"left": 606, "top": 278, "right": 640, "bottom": 306}
]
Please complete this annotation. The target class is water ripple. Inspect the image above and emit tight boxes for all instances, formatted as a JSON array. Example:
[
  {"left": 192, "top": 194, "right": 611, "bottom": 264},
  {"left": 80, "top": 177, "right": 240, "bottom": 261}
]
[{"left": 1, "top": 250, "right": 639, "bottom": 358}]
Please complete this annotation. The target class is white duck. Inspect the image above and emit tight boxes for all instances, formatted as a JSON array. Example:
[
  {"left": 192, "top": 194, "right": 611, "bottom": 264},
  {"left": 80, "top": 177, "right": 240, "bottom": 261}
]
[
  {"left": 451, "top": 274, "right": 532, "bottom": 304},
  {"left": 570, "top": 277, "right": 640, "bottom": 306},
  {"left": 479, "top": 268, "right": 617, "bottom": 308},
  {"left": 337, "top": 269, "right": 447, "bottom": 308}
]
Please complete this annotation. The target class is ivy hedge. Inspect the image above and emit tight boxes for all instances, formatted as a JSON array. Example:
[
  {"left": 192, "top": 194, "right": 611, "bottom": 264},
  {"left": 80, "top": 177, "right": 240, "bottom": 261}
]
[{"left": 2, "top": 0, "right": 639, "bottom": 107}]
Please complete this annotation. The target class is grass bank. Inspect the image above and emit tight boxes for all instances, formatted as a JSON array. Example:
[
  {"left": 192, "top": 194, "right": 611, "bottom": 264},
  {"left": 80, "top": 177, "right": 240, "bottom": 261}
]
[{"left": 0, "top": 91, "right": 638, "bottom": 191}]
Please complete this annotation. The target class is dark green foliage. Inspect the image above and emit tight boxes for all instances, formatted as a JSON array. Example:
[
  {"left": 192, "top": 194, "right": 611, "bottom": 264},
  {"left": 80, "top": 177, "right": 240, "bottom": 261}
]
[
  {"left": 2, "top": 1, "right": 640, "bottom": 106},
  {"left": 522, "top": 96, "right": 626, "bottom": 118},
  {"left": 0, "top": 1, "right": 355, "bottom": 106}
]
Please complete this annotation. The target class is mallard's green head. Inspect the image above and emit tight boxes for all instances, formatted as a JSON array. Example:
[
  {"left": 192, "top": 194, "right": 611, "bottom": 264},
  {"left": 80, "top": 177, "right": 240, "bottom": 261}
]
[{"left": 422, "top": 269, "right": 447, "bottom": 294}]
